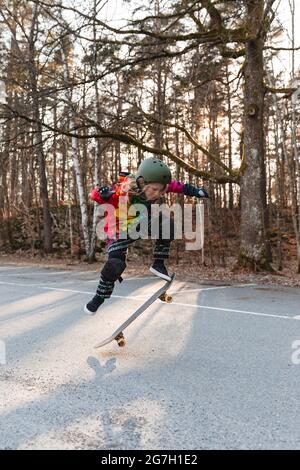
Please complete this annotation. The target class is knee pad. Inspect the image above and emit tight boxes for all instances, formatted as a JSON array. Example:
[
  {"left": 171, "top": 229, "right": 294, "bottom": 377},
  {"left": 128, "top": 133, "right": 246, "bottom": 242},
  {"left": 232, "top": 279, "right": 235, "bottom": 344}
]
[{"left": 101, "top": 258, "right": 126, "bottom": 282}]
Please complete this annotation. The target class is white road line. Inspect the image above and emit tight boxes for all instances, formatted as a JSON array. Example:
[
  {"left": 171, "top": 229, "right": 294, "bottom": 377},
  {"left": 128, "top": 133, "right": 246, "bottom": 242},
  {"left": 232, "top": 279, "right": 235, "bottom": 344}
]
[
  {"left": 0, "top": 271, "right": 72, "bottom": 276},
  {"left": 85, "top": 279, "right": 257, "bottom": 291},
  {"left": 124, "top": 277, "right": 159, "bottom": 281},
  {"left": 0, "top": 270, "right": 101, "bottom": 276},
  {"left": 0, "top": 280, "right": 74, "bottom": 289},
  {"left": 170, "top": 283, "right": 257, "bottom": 294},
  {"left": 86, "top": 276, "right": 159, "bottom": 282},
  {"left": 0, "top": 281, "right": 147, "bottom": 300},
  {"left": 42, "top": 286, "right": 147, "bottom": 301},
  {"left": 60, "top": 270, "right": 99, "bottom": 276},
  {"left": 0, "top": 266, "right": 29, "bottom": 270},
  {"left": 0, "top": 279, "right": 298, "bottom": 322},
  {"left": 165, "top": 301, "right": 297, "bottom": 320},
  {"left": 0, "top": 269, "right": 99, "bottom": 276}
]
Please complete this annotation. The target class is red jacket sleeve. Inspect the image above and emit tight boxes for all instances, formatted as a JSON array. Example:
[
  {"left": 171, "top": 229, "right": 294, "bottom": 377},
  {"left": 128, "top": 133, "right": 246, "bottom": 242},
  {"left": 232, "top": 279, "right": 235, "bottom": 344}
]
[
  {"left": 166, "top": 180, "right": 184, "bottom": 194},
  {"left": 90, "top": 188, "right": 103, "bottom": 204},
  {"left": 90, "top": 187, "right": 120, "bottom": 207}
]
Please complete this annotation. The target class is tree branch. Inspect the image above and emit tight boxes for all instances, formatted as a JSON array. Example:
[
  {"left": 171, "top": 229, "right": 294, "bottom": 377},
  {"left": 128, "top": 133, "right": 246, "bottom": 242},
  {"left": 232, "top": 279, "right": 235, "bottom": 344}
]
[
  {"left": 3, "top": 104, "right": 239, "bottom": 184},
  {"left": 264, "top": 85, "right": 296, "bottom": 95}
]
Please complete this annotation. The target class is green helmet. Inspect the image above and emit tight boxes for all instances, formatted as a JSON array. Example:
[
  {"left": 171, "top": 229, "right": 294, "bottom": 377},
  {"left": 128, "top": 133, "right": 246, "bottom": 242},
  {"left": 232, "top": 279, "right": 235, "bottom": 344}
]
[{"left": 136, "top": 157, "right": 171, "bottom": 185}]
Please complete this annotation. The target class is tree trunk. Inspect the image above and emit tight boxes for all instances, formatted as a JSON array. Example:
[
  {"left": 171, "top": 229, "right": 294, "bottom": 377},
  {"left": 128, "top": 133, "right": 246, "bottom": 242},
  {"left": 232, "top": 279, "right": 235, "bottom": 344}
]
[
  {"left": 238, "top": 0, "right": 271, "bottom": 271},
  {"left": 61, "top": 39, "right": 91, "bottom": 258},
  {"left": 52, "top": 98, "right": 58, "bottom": 205},
  {"left": 289, "top": 0, "right": 300, "bottom": 273},
  {"left": 29, "top": 4, "right": 52, "bottom": 253},
  {"left": 226, "top": 64, "right": 234, "bottom": 210}
]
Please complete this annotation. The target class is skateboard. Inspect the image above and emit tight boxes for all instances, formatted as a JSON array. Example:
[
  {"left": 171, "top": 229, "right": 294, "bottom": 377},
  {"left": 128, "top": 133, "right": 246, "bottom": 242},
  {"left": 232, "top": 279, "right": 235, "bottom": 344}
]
[{"left": 94, "top": 273, "right": 175, "bottom": 348}]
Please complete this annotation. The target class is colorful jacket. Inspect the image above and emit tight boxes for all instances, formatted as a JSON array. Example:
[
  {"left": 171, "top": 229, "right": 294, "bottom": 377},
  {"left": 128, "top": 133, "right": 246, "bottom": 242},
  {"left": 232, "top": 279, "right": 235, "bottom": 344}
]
[{"left": 90, "top": 174, "right": 192, "bottom": 239}]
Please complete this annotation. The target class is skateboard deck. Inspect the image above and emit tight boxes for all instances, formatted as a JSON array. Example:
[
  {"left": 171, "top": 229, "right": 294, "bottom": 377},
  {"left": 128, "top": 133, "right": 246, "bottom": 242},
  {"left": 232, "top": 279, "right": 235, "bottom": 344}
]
[{"left": 94, "top": 273, "right": 175, "bottom": 348}]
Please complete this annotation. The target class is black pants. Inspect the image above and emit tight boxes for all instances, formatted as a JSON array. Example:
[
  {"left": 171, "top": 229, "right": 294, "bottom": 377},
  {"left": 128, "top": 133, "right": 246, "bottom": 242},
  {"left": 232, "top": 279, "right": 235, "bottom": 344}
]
[{"left": 95, "top": 215, "right": 174, "bottom": 300}]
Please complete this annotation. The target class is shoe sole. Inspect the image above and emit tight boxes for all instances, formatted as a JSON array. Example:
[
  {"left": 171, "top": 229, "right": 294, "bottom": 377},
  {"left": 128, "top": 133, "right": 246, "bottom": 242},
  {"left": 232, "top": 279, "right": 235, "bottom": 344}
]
[
  {"left": 150, "top": 266, "right": 172, "bottom": 282},
  {"left": 84, "top": 304, "right": 97, "bottom": 316}
]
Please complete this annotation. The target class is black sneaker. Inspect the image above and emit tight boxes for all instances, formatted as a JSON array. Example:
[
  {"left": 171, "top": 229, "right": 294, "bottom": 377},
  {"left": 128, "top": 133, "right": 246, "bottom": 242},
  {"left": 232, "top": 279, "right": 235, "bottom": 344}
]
[
  {"left": 84, "top": 296, "right": 105, "bottom": 316},
  {"left": 150, "top": 260, "right": 171, "bottom": 281}
]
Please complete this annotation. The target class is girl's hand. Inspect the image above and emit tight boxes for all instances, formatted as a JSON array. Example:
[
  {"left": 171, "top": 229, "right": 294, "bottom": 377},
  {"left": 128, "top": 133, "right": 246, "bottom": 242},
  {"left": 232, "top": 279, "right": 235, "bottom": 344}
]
[
  {"left": 183, "top": 183, "right": 209, "bottom": 198},
  {"left": 195, "top": 187, "right": 209, "bottom": 198}
]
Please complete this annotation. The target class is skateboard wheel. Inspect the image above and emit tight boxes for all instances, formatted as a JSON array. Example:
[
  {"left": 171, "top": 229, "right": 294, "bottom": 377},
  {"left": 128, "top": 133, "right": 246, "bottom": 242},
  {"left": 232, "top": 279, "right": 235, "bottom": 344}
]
[
  {"left": 117, "top": 338, "right": 126, "bottom": 347},
  {"left": 115, "top": 332, "right": 126, "bottom": 347},
  {"left": 159, "top": 293, "right": 172, "bottom": 303}
]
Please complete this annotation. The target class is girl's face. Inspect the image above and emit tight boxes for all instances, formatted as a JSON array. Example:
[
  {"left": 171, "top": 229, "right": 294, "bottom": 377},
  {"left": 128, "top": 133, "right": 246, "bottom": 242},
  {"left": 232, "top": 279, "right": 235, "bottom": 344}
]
[{"left": 143, "top": 182, "right": 166, "bottom": 201}]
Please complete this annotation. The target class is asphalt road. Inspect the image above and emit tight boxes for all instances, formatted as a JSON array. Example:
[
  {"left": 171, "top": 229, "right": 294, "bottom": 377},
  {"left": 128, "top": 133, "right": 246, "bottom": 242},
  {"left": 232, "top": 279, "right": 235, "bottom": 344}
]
[{"left": 0, "top": 263, "right": 300, "bottom": 449}]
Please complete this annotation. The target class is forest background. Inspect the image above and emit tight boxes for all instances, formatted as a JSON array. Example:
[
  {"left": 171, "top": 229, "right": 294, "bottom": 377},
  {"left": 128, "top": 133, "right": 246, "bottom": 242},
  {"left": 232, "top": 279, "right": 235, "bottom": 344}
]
[{"left": 0, "top": 0, "right": 300, "bottom": 284}]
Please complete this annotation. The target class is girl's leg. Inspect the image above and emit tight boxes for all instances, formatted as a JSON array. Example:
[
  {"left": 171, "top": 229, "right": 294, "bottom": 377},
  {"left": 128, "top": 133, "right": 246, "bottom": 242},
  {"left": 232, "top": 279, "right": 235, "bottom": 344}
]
[
  {"left": 151, "top": 217, "right": 175, "bottom": 280},
  {"left": 84, "top": 239, "right": 133, "bottom": 315},
  {"left": 96, "top": 252, "right": 126, "bottom": 300}
]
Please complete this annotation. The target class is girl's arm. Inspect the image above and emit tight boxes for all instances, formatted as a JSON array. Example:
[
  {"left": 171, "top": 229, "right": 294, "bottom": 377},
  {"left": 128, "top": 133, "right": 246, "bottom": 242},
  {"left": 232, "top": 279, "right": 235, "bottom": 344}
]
[
  {"left": 90, "top": 186, "right": 119, "bottom": 206},
  {"left": 166, "top": 180, "right": 209, "bottom": 198},
  {"left": 166, "top": 180, "right": 185, "bottom": 194}
]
